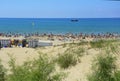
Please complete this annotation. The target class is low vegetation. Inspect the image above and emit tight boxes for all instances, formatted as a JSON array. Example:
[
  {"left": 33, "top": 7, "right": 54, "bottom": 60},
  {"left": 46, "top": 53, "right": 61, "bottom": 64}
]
[
  {"left": 0, "top": 53, "right": 65, "bottom": 81},
  {"left": 0, "top": 60, "right": 5, "bottom": 81},
  {"left": 57, "top": 52, "right": 77, "bottom": 69},
  {"left": 90, "top": 39, "right": 118, "bottom": 49},
  {"left": 78, "top": 41, "right": 89, "bottom": 46},
  {"left": 73, "top": 47, "right": 85, "bottom": 57},
  {"left": 57, "top": 45, "right": 86, "bottom": 69},
  {"left": 90, "top": 40, "right": 107, "bottom": 48},
  {"left": 88, "top": 52, "right": 120, "bottom": 81},
  {"left": 0, "top": 39, "right": 120, "bottom": 81}
]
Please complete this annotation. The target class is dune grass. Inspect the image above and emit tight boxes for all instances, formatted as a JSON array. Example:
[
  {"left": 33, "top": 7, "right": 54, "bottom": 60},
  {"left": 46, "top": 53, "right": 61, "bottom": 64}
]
[
  {"left": 57, "top": 45, "right": 85, "bottom": 69},
  {"left": 90, "top": 39, "right": 118, "bottom": 49},
  {"left": 0, "top": 39, "right": 120, "bottom": 81},
  {"left": 57, "top": 52, "right": 77, "bottom": 69},
  {"left": 88, "top": 51, "right": 120, "bottom": 81},
  {"left": 90, "top": 40, "right": 107, "bottom": 48},
  {"left": 0, "top": 60, "right": 5, "bottom": 81},
  {"left": 6, "top": 53, "right": 64, "bottom": 81},
  {"left": 73, "top": 47, "right": 85, "bottom": 57}
]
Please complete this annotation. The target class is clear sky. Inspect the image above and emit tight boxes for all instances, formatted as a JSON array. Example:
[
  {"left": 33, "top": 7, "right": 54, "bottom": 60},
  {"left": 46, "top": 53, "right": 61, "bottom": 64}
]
[{"left": 0, "top": 0, "right": 120, "bottom": 18}]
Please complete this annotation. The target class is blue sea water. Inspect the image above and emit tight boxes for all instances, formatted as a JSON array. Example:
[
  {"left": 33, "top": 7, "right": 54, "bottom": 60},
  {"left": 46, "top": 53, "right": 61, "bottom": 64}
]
[{"left": 0, "top": 18, "right": 120, "bottom": 34}]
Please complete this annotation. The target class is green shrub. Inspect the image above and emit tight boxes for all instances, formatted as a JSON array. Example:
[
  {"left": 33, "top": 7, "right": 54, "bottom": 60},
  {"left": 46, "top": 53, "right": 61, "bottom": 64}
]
[
  {"left": 90, "top": 39, "right": 118, "bottom": 49},
  {"left": 109, "top": 44, "right": 119, "bottom": 54},
  {"left": 59, "top": 46, "right": 85, "bottom": 67},
  {"left": 7, "top": 54, "right": 64, "bottom": 81},
  {"left": 90, "top": 40, "right": 106, "bottom": 48},
  {"left": 88, "top": 53, "right": 118, "bottom": 81},
  {"left": 0, "top": 60, "right": 5, "bottom": 81},
  {"left": 65, "top": 46, "right": 85, "bottom": 57},
  {"left": 62, "top": 43, "right": 67, "bottom": 48},
  {"left": 8, "top": 57, "right": 32, "bottom": 81},
  {"left": 114, "top": 71, "right": 120, "bottom": 81},
  {"left": 57, "top": 52, "right": 77, "bottom": 69},
  {"left": 78, "top": 41, "right": 89, "bottom": 46},
  {"left": 73, "top": 47, "right": 85, "bottom": 57}
]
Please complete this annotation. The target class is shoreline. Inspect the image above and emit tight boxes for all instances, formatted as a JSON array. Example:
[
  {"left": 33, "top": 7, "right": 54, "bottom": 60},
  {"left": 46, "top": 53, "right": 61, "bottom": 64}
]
[
  {"left": 0, "top": 32, "right": 120, "bottom": 48},
  {"left": 0, "top": 32, "right": 120, "bottom": 39}
]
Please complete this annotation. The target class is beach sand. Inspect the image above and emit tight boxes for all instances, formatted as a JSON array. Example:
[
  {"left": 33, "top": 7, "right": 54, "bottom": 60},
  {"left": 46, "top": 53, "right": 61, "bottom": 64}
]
[
  {"left": 0, "top": 41, "right": 120, "bottom": 81},
  {"left": 0, "top": 46, "right": 96, "bottom": 81}
]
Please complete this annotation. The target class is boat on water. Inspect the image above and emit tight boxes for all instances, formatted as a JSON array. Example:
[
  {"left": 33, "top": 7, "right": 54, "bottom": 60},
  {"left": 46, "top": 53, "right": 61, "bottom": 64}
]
[{"left": 71, "top": 19, "right": 79, "bottom": 22}]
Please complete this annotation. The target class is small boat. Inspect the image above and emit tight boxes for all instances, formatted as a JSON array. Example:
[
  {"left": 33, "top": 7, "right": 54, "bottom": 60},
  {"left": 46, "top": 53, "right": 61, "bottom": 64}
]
[{"left": 71, "top": 19, "right": 79, "bottom": 22}]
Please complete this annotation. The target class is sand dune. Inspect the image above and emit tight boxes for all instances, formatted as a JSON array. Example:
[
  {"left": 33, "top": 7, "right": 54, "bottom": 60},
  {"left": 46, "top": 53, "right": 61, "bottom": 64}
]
[{"left": 0, "top": 42, "right": 120, "bottom": 81}]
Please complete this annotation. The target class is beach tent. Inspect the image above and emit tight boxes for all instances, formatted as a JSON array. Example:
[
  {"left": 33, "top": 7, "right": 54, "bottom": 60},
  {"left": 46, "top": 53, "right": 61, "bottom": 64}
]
[
  {"left": 37, "top": 40, "right": 53, "bottom": 46},
  {"left": 28, "top": 39, "right": 38, "bottom": 48},
  {"left": 0, "top": 38, "right": 11, "bottom": 47}
]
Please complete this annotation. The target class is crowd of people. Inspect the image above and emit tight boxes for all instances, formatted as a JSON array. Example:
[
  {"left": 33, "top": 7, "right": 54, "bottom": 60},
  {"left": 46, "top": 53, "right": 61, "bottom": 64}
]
[
  {"left": 0, "top": 39, "right": 27, "bottom": 49},
  {"left": 0, "top": 32, "right": 120, "bottom": 38},
  {"left": 0, "top": 32, "right": 120, "bottom": 42},
  {"left": 0, "top": 32, "right": 120, "bottom": 49}
]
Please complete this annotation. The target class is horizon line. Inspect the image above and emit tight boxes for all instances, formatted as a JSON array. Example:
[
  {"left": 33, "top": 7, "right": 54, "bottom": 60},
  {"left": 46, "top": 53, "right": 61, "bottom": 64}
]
[{"left": 0, "top": 17, "right": 120, "bottom": 19}]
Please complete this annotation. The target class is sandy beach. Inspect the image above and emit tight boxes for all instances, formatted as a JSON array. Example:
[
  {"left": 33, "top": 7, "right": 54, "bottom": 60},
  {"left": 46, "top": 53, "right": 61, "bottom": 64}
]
[
  {"left": 0, "top": 39, "right": 120, "bottom": 81},
  {"left": 0, "top": 47, "right": 94, "bottom": 81}
]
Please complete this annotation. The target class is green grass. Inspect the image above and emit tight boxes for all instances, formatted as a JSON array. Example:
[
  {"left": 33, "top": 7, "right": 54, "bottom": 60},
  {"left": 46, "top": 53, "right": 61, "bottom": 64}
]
[
  {"left": 57, "top": 46, "right": 85, "bottom": 69},
  {"left": 57, "top": 52, "right": 77, "bottom": 69},
  {"left": 62, "top": 43, "right": 67, "bottom": 48},
  {"left": 114, "top": 71, "right": 120, "bottom": 81},
  {"left": 65, "top": 45, "right": 85, "bottom": 57},
  {"left": 90, "top": 40, "right": 107, "bottom": 48},
  {"left": 73, "top": 47, "right": 85, "bottom": 57},
  {"left": 0, "top": 60, "right": 5, "bottom": 81},
  {"left": 78, "top": 41, "right": 89, "bottom": 46},
  {"left": 7, "top": 54, "right": 64, "bottom": 81},
  {"left": 90, "top": 39, "right": 118, "bottom": 49},
  {"left": 88, "top": 51, "right": 120, "bottom": 81},
  {"left": 57, "top": 45, "right": 86, "bottom": 69},
  {"left": 109, "top": 44, "right": 119, "bottom": 54}
]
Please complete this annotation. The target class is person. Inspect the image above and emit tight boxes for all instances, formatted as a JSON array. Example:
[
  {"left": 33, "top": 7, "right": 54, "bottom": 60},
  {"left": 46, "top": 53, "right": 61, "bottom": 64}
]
[
  {"left": 22, "top": 39, "right": 27, "bottom": 47},
  {"left": 0, "top": 42, "right": 1, "bottom": 49}
]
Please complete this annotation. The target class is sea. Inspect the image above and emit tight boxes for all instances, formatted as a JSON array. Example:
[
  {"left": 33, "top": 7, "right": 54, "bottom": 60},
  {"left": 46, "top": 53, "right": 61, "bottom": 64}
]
[{"left": 0, "top": 18, "right": 120, "bottom": 34}]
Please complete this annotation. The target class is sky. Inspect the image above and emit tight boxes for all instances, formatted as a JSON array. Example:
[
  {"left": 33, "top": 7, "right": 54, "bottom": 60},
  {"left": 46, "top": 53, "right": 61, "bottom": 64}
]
[{"left": 0, "top": 0, "right": 120, "bottom": 18}]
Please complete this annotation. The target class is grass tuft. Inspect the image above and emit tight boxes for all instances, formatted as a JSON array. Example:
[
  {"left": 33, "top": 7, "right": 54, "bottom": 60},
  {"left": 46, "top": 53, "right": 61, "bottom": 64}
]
[
  {"left": 57, "top": 52, "right": 77, "bottom": 69},
  {"left": 0, "top": 60, "right": 5, "bottom": 81},
  {"left": 7, "top": 53, "right": 64, "bottom": 81},
  {"left": 88, "top": 51, "right": 120, "bottom": 81}
]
